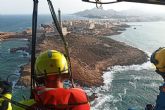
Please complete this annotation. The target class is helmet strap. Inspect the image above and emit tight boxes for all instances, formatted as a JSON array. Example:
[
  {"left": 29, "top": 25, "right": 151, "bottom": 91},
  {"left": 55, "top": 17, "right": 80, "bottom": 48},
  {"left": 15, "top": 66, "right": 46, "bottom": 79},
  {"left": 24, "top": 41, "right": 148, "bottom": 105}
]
[
  {"left": 43, "top": 70, "right": 48, "bottom": 85},
  {"left": 44, "top": 70, "right": 48, "bottom": 78},
  {"left": 58, "top": 68, "right": 62, "bottom": 76}
]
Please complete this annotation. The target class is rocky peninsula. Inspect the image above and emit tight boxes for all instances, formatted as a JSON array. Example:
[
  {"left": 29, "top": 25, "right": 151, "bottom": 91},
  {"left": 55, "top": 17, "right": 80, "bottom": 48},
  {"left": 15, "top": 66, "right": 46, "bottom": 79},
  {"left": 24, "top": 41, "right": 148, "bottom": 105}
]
[{"left": 2, "top": 20, "right": 148, "bottom": 87}]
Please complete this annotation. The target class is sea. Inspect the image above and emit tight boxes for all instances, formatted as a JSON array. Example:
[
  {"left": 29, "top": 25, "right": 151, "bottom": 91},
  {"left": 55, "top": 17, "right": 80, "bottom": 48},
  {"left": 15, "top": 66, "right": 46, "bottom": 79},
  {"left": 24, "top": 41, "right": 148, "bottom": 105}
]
[
  {"left": 0, "top": 15, "right": 165, "bottom": 110},
  {"left": 90, "top": 21, "right": 165, "bottom": 110}
]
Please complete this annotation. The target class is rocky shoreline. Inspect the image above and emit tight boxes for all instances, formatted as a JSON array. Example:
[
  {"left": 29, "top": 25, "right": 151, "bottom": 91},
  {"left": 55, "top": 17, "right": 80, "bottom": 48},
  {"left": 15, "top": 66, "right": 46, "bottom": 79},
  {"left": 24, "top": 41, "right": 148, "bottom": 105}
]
[
  {"left": 0, "top": 31, "right": 31, "bottom": 41},
  {"left": 1, "top": 20, "right": 148, "bottom": 87}
]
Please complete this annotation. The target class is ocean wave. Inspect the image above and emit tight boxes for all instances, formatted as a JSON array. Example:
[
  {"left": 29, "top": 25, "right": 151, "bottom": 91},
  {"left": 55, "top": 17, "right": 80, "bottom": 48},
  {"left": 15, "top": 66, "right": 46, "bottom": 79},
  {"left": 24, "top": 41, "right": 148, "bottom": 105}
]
[
  {"left": 91, "top": 95, "right": 118, "bottom": 110},
  {"left": 103, "top": 61, "right": 154, "bottom": 85},
  {"left": 143, "top": 82, "right": 161, "bottom": 88},
  {"left": 109, "top": 61, "right": 153, "bottom": 71},
  {"left": 129, "top": 81, "right": 137, "bottom": 89},
  {"left": 90, "top": 62, "right": 156, "bottom": 109},
  {"left": 16, "top": 38, "right": 28, "bottom": 41}
]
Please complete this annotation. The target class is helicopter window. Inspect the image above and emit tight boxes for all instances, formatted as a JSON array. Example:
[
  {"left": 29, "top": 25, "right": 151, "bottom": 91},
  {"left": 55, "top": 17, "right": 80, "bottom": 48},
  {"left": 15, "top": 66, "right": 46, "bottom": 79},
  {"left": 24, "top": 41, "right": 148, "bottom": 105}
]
[{"left": 1, "top": 0, "right": 165, "bottom": 110}]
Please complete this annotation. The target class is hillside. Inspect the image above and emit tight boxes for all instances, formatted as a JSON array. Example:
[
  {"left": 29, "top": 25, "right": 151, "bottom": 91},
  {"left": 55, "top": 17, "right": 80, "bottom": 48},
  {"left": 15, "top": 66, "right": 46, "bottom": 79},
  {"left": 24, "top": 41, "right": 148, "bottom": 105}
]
[{"left": 74, "top": 8, "right": 165, "bottom": 21}]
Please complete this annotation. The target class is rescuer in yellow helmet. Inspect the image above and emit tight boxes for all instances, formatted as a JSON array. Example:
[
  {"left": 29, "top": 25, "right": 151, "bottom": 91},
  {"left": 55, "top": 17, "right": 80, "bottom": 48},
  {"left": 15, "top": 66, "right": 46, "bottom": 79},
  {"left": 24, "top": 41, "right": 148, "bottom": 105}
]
[
  {"left": 150, "top": 47, "right": 165, "bottom": 110},
  {"left": 35, "top": 50, "right": 68, "bottom": 76},
  {"left": 35, "top": 50, "right": 69, "bottom": 88},
  {"left": 30, "top": 50, "right": 90, "bottom": 110}
]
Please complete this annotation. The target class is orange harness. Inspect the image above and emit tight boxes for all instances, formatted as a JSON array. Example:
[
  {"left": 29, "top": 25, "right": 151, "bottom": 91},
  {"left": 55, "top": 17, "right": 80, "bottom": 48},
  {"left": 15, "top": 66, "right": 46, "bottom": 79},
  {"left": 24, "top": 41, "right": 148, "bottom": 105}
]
[{"left": 31, "top": 87, "right": 90, "bottom": 110}]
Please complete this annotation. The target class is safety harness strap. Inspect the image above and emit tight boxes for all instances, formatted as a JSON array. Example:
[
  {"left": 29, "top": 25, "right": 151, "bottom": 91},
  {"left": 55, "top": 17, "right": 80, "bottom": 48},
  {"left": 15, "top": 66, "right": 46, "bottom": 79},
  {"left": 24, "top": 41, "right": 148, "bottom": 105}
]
[{"left": 47, "top": 0, "right": 74, "bottom": 87}]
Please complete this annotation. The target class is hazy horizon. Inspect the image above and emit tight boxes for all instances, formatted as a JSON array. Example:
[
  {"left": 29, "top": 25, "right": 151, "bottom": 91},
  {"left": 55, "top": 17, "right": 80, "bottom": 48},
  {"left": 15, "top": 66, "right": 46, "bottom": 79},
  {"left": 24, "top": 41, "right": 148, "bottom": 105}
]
[
  {"left": 1, "top": 7, "right": 165, "bottom": 16},
  {"left": 0, "top": 0, "right": 165, "bottom": 15}
]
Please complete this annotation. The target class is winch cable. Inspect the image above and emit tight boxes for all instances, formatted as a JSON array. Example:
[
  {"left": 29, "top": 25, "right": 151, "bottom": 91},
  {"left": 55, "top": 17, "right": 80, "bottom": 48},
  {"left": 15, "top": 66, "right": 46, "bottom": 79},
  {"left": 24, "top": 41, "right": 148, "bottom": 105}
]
[
  {"left": 31, "top": 0, "right": 39, "bottom": 98},
  {"left": 47, "top": 0, "right": 75, "bottom": 88},
  {"left": 82, "top": 0, "right": 119, "bottom": 4}
]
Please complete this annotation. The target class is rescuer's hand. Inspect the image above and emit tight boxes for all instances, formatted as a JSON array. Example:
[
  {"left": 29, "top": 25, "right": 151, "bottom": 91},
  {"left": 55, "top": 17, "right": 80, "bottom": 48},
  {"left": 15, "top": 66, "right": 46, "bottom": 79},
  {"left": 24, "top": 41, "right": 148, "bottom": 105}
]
[{"left": 0, "top": 81, "right": 12, "bottom": 94}]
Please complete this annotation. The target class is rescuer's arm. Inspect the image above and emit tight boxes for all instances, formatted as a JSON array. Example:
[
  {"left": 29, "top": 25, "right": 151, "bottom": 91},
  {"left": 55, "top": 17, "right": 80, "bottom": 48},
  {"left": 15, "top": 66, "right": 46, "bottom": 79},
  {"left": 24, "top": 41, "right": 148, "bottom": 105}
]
[
  {"left": 0, "top": 81, "right": 12, "bottom": 110},
  {"left": 154, "top": 70, "right": 165, "bottom": 110}
]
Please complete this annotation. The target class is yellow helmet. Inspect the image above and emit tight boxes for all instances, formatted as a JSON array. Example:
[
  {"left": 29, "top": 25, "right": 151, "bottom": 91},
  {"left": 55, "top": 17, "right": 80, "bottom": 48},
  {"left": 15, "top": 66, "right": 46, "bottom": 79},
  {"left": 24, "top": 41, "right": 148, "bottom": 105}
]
[
  {"left": 150, "top": 47, "right": 165, "bottom": 72},
  {"left": 35, "top": 50, "right": 68, "bottom": 77}
]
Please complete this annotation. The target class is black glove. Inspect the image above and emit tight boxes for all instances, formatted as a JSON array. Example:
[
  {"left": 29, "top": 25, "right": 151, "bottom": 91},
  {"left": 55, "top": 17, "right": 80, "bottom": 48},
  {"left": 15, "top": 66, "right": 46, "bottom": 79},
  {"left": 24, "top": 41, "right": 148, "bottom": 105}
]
[
  {"left": 0, "top": 81, "right": 12, "bottom": 94},
  {"left": 155, "top": 69, "right": 165, "bottom": 81}
]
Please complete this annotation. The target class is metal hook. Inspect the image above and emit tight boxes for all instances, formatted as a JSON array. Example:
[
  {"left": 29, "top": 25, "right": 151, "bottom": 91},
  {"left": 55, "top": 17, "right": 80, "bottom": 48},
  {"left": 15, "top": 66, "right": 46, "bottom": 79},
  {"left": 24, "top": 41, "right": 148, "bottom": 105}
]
[{"left": 95, "top": 0, "right": 103, "bottom": 9}]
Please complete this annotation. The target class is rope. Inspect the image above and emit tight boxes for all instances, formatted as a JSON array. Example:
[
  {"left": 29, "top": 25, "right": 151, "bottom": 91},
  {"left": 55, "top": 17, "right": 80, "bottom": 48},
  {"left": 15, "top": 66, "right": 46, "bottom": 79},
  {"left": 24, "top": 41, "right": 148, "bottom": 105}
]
[
  {"left": 47, "top": 0, "right": 75, "bottom": 88},
  {"left": 31, "top": 0, "right": 39, "bottom": 98},
  {"left": 95, "top": 0, "right": 102, "bottom": 9}
]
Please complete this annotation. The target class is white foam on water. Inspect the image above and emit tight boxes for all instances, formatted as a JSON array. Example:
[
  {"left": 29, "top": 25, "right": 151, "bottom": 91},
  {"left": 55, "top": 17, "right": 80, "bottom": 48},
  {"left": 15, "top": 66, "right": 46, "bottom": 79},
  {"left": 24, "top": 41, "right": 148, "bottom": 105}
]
[
  {"left": 91, "top": 95, "right": 118, "bottom": 110},
  {"left": 103, "top": 61, "right": 153, "bottom": 86},
  {"left": 108, "top": 61, "right": 153, "bottom": 72},
  {"left": 16, "top": 38, "right": 28, "bottom": 41},
  {"left": 91, "top": 61, "right": 154, "bottom": 109},
  {"left": 129, "top": 81, "right": 137, "bottom": 89},
  {"left": 144, "top": 82, "right": 161, "bottom": 88}
]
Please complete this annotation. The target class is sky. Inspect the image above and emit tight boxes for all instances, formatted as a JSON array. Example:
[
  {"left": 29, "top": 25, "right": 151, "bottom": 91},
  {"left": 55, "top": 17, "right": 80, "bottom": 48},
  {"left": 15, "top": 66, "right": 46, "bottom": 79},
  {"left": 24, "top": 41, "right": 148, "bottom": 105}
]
[{"left": 0, "top": 0, "right": 165, "bottom": 15}]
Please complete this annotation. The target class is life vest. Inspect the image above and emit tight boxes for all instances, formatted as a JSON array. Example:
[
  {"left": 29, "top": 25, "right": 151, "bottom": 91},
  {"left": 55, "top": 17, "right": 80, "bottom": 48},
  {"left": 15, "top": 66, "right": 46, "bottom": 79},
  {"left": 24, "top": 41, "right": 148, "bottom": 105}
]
[
  {"left": 30, "top": 87, "right": 90, "bottom": 110},
  {"left": 0, "top": 93, "right": 12, "bottom": 110}
]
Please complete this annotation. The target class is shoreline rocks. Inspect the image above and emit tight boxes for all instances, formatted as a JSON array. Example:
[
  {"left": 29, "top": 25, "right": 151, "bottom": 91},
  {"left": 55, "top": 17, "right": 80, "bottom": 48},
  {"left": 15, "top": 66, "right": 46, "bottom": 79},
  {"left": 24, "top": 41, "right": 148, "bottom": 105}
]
[
  {"left": 17, "top": 64, "right": 31, "bottom": 87},
  {"left": 10, "top": 47, "right": 30, "bottom": 53},
  {"left": 0, "top": 32, "right": 30, "bottom": 41}
]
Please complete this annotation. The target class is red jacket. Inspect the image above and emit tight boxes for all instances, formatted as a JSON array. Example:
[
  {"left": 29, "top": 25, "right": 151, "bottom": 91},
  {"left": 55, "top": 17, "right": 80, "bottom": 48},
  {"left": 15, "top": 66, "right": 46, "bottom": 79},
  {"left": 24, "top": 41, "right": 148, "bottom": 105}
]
[{"left": 31, "top": 87, "right": 90, "bottom": 110}]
